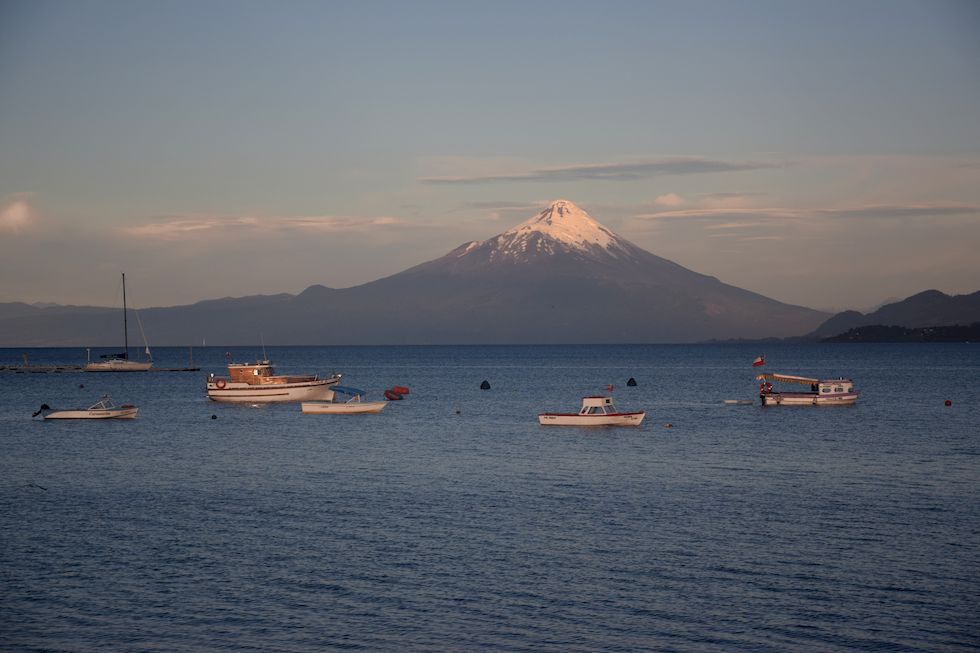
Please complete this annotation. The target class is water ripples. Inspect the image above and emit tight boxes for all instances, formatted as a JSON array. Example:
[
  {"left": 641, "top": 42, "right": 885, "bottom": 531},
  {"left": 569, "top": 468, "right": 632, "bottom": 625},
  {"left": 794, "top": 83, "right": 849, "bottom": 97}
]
[{"left": 2, "top": 344, "right": 979, "bottom": 651}]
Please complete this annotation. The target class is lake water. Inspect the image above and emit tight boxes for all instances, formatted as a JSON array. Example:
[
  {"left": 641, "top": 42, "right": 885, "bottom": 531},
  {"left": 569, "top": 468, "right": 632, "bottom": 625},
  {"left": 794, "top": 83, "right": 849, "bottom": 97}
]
[{"left": 2, "top": 344, "right": 978, "bottom": 652}]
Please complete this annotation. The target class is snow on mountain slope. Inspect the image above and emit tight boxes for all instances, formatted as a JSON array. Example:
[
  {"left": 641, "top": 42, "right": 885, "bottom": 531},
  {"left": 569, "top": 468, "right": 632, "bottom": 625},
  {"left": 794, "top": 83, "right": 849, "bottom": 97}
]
[
  {"left": 499, "top": 199, "right": 620, "bottom": 250},
  {"left": 451, "top": 199, "right": 638, "bottom": 265}
]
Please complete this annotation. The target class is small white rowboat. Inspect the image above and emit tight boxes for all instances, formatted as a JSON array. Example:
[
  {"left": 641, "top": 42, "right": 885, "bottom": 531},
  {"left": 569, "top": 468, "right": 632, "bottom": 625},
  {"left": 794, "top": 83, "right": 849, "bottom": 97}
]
[{"left": 301, "top": 386, "right": 387, "bottom": 415}]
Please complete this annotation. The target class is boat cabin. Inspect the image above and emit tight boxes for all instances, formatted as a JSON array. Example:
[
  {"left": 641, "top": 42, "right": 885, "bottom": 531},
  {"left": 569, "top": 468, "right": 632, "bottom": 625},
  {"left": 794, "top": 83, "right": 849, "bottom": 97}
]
[
  {"left": 228, "top": 361, "right": 275, "bottom": 382},
  {"left": 579, "top": 396, "right": 618, "bottom": 415},
  {"left": 817, "top": 379, "right": 854, "bottom": 396},
  {"left": 223, "top": 360, "right": 318, "bottom": 385}
]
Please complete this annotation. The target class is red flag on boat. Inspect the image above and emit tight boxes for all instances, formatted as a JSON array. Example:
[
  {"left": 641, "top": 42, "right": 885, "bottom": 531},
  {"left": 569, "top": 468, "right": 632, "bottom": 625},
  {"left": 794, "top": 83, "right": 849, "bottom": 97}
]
[{"left": 752, "top": 356, "right": 765, "bottom": 367}]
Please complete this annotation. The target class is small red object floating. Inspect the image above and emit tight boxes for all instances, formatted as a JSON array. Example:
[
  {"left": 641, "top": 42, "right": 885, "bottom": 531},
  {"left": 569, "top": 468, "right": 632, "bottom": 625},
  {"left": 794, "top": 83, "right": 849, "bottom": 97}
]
[
  {"left": 391, "top": 385, "right": 410, "bottom": 395},
  {"left": 945, "top": 399, "right": 952, "bottom": 407}
]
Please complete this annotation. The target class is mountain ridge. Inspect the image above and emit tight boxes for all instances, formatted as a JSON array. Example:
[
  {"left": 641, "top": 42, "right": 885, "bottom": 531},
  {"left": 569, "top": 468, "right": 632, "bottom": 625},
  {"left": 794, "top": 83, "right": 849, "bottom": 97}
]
[
  {"left": 1, "top": 200, "right": 829, "bottom": 345},
  {"left": 808, "top": 289, "right": 980, "bottom": 338}
]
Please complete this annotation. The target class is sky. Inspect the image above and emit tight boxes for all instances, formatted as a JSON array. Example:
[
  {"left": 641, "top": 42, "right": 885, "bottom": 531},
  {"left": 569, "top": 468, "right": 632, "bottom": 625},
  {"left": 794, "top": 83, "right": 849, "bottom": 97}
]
[{"left": 1, "top": 0, "right": 979, "bottom": 313}]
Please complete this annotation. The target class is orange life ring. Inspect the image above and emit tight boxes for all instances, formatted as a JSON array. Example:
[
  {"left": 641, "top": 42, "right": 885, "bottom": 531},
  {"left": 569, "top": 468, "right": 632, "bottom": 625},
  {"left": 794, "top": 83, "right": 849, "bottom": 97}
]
[{"left": 215, "top": 378, "right": 226, "bottom": 389}]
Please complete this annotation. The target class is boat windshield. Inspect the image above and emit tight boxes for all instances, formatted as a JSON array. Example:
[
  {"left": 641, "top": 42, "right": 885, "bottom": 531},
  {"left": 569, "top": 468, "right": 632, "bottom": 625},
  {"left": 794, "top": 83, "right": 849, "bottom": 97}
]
[{"left": 89, "top": 396, "right": 113, "bottom": 410}]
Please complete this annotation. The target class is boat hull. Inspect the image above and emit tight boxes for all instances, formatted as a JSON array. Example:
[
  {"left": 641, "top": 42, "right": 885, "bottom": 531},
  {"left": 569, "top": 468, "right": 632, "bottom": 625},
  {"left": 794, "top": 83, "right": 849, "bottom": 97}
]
[
  {"left": 761, "top": 392, "right": 859, "bottom": 406},
  {"left": 84, "top": 360, "right": 152, "bottom": 372},
  {"left": 538, "top": 412, "right": 645, "bottom": 426},
  {"left": 44, "top": 407, "right": 139, "bottom": 419},
  {"left": 301, "top": 401, "right": 387, "bottom": 414},
  {"left": 207, "top": 380, "right": 338, "bottom": 403}
]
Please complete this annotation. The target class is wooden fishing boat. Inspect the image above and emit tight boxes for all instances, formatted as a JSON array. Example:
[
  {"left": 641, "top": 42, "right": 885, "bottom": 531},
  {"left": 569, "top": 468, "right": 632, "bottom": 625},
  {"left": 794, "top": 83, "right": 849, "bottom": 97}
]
[
  {"left": 33, "top": 395, "right": 139, "bottom": 420},
  {"left": 538, "top": 396, "right": 645, "bottom": 426},
  {"left": 207, "top": 359, "right": 341, "bottom": 403}
]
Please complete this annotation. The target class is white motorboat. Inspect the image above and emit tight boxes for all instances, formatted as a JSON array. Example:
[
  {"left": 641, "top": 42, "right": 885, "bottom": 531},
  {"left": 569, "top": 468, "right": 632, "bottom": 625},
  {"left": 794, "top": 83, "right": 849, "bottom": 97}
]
[
  {"left": 301, "top": 386, "right": 387, "bottom": 414},
  {"left": 33, "top": 395, "right": 139, "bottom": 420},
  {"left": 207, "top": 359, "right": 341, "bottom": 403},
  {"left": 84, "top": 273, "right": 153, "bottom": 372},
  {"left": 756, "top": 373, "right": 859, "bottom": 406},
  {"left": 538, "top": 396, "right": 645, "bottom": 426}
]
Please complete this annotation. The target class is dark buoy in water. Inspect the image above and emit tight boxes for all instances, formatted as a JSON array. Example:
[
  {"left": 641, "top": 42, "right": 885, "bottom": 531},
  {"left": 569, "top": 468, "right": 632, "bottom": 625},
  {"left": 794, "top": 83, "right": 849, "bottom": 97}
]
[
  {"left": 627, "top": 377, "right": 637, "bottom": 387},
  {"left": 211, "top": 414, "right": 217, "bottom": 420},
  {"left": 944, "top": 399, "right": 952, "bottom": 407},
  {"left": 79, "top": 383, "right": 85, "bottom": 389},
  {"left": 480, "top": 380, "right": 491, "bottom": 390}
]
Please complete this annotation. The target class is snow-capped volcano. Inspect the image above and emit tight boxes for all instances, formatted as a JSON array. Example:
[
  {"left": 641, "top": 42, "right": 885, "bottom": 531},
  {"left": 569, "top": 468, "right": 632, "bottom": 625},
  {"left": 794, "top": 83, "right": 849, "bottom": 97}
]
[
  {"left": 10, "top": 199, "right": 827, "bottom": 345},
  {"left": 452, "top": 199, "right": 639, "bottom": 265},
  {"left": 498, "top": 199, "right": 623, "bottom": 254}
]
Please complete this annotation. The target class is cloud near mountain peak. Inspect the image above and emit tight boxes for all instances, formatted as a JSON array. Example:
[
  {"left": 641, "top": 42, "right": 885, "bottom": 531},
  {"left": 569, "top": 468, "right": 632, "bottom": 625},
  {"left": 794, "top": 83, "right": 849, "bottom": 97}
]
[{"left": 420, "top": 157, "right": 786, "bottom": 184}]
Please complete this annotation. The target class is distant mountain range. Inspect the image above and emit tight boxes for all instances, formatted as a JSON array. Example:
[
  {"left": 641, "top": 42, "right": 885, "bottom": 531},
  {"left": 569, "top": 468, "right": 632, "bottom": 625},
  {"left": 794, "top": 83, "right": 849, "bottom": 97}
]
[
  {"left": 5, "top": 199, "right": 947, "bottom": 347},
  {"left": 808, "top": 289, "right": 980, "bottom": 339},
  {"left": 824, "top": 323, "right": 980, "bottom": 343}
]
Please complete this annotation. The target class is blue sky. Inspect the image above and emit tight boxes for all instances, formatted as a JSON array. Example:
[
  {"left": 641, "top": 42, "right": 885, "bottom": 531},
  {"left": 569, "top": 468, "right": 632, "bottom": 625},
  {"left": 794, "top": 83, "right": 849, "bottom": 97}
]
[{"left": 2, "top": 0, "right": 979, "bottom": 311}]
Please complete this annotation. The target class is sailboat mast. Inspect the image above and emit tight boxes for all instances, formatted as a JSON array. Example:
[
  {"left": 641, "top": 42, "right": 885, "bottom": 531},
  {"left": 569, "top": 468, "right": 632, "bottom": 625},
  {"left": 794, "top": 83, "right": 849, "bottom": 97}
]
[{"left": 122, "top": 273, "right": 129, "bottom": 359}]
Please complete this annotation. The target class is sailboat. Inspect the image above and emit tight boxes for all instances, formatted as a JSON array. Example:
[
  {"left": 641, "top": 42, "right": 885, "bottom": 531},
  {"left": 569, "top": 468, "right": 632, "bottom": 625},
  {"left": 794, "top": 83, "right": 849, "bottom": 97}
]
[{"left": 84, "top": 273, "right": 153, "bottom": 372}]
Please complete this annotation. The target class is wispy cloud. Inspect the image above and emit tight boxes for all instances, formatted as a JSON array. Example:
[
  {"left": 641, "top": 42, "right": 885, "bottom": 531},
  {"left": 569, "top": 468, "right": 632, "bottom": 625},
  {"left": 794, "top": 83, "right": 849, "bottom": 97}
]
[
  {"left": 633, "top": 203, "right": 979, "bottom": 223},
  {"left": 633, "top": 207, "right": 804, "bottom": 221},
  {"left": 815, "top": 205, "right": 980, "bottom": 219},
  {"left": 122, "top": 214, "right": 411, "bottom": 241},
  {"left": 699, "top": 192, "right": 768, "bottom": 199},
  {"left": 654, "top": 193, "right": 685, "bottom": 207},
  {"left": 0, "top": 196, "right": 36, "bottom": 233},
  {"left": 420, "top": 157, "right": 786, "bottom": 184},
  {"left": 460, "top": 201, "right": 541, "bottom": 211}
]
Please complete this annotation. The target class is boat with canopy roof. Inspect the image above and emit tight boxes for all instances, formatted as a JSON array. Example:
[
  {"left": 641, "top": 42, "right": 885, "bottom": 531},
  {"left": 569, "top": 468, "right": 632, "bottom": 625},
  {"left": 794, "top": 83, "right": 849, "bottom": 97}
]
[{"left": 756, "top": 372, "right": 859, "bottom": 406}]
